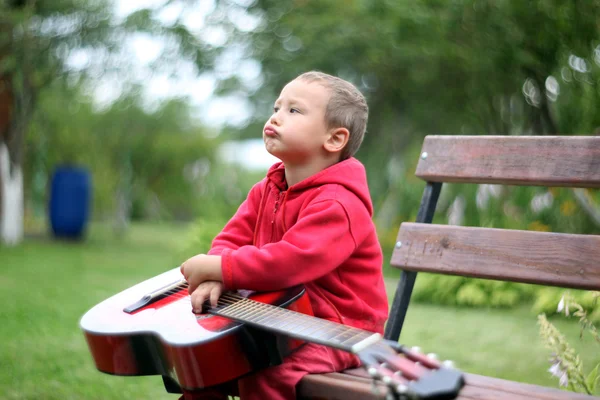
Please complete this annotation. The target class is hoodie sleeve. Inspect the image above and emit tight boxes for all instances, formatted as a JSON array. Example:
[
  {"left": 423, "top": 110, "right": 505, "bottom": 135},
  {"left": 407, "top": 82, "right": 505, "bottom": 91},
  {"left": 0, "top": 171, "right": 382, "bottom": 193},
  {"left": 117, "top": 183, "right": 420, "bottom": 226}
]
[
  {"left": 220, "top": 198, "right": 359, "bottom": 291},
  {"left": 207, "top": 181, "right": 264, "bottom": 256}
]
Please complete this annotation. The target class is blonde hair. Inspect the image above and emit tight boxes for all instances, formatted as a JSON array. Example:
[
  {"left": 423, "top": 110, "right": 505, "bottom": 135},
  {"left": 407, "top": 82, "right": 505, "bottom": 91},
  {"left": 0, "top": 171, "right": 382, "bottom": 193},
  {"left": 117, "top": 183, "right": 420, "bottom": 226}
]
[{"left": 295, "top": 71, "right": 368, "bottom": 160}]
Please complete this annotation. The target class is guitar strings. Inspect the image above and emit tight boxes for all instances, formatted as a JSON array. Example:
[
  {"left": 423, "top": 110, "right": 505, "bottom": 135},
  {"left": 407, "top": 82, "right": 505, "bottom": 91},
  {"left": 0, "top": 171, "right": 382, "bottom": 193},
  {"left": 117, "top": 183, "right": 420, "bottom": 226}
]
[
  {"left": 137, "top": 280, "right": 446, "bottom": 384},
  {"left": 129, "top": 279, "right": 452, "bottom": 393},
  {"left": 148, "top": 280, "right": 376, "bottom": 346},
  {"left": 145, "top": 280, "right": 372, "bottom": 344},
  {"left": 145, "top": 279, "right": 450, "bottom": 363}
]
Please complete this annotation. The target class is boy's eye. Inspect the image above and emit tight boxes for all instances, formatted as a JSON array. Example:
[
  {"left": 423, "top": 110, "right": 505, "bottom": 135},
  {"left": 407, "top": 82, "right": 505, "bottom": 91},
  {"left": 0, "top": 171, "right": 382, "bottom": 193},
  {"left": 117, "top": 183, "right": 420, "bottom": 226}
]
[
  {"left": 273, "top": 106, "right": 280, "bottom": 113},
  {"left": 290, "top": 108, "right": 300, "bottom": 114}
]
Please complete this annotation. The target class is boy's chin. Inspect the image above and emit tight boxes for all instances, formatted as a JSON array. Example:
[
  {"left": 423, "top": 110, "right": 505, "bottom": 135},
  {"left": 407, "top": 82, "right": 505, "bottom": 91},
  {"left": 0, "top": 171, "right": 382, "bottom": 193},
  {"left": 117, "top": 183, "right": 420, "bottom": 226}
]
[{"left": 264, "top": 148, "right": 284, "bottom": 163}]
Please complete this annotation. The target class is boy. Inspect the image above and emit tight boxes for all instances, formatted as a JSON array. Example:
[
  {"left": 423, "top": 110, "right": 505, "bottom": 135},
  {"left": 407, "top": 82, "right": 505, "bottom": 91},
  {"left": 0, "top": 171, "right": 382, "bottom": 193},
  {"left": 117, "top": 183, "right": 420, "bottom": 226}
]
[{"left": 180, "top": 71, "right": 389, "bottom": 399}]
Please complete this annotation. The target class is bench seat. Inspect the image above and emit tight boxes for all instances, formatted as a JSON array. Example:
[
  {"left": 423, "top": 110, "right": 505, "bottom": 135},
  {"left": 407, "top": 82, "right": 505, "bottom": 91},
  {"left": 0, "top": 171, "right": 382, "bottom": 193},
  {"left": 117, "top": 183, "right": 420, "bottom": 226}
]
[
  {"left": 298, "top": 369, "right": 597, "bottom": 400},
  {"left": 300, "top": 136, "right": 600, "bottom": 400}
]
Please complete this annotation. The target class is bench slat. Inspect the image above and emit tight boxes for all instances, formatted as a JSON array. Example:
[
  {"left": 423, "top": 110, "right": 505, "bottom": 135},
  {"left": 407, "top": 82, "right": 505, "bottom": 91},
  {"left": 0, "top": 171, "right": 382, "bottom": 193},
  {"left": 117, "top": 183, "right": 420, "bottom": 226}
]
[
  {"left": 297, "top": 371, "right": 390, "bottom": 399},
  {"left": 415, "top": 136, "right": 600, "bottom": 187},
  {"left": 392, "top": 223, "right": 600, "bottom": 290},
  {"left": 297, "top": 371, "right": 593, "bottom": 400},
  {"left": 460, "top": 374, "right": 597, "bottom": 400}
]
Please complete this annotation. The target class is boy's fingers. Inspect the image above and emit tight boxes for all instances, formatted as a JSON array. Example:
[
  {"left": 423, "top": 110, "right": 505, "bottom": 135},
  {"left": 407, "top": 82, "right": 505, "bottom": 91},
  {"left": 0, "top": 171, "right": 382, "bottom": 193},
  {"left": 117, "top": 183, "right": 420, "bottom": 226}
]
[
  {"left": 191, "top": 288, "right": 208, "bottom": 313},
  {"left": 187, "top": 274, "right": 203, "bottom": 295},
  {"left": 210, "top": 285, "right": 223, "bottom": 307}
]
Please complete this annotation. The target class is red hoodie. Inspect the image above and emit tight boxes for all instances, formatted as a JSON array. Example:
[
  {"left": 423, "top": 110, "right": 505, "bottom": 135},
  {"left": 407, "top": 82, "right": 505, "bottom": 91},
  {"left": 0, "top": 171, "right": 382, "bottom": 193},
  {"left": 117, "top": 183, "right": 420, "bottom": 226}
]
[{"left": 208, "top": 158, "right": 389, "bottom": 333}]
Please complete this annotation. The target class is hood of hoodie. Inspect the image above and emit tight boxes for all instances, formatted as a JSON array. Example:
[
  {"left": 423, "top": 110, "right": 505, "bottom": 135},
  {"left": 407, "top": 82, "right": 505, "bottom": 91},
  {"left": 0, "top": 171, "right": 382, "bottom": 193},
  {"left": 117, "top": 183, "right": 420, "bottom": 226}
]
[{"left": 265, "top": 157, "right": 374, "bottom": 216}]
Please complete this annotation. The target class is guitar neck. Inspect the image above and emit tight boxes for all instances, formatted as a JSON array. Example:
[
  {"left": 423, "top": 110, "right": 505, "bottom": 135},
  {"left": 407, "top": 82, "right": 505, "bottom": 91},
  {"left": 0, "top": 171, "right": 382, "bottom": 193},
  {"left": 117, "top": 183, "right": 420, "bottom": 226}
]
[{"left": 209, "top": 292, "right": 381, "bottom": 354}]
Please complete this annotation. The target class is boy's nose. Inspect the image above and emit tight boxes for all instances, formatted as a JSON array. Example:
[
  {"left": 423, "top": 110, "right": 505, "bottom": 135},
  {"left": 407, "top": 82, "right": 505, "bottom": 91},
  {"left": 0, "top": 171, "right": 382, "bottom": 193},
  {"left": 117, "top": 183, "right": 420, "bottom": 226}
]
[{"left": 270, "top": 113, "right": 280, "bottom": 125}]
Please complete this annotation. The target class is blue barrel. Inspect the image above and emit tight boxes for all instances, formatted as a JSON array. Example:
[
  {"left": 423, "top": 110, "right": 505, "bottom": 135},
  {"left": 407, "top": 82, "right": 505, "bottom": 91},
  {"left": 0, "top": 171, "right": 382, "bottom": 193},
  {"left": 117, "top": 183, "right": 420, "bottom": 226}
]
[{"left": 49, "top": 166, "right": 91, "bottom": 239}]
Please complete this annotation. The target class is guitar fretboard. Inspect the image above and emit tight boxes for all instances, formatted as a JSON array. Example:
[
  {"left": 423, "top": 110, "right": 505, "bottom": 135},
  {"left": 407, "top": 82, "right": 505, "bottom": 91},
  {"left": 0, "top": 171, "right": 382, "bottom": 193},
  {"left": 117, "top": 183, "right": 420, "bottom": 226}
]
[{"left": 210, "top": 292, "right": 381, "bottom": 354}]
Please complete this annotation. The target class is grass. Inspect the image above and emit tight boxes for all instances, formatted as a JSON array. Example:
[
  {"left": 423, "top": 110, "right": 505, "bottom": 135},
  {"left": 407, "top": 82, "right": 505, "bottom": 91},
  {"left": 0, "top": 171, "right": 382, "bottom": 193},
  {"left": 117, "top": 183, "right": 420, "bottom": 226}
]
[{"left": 1, "top": 222, "right": 597, "bottom": 399}]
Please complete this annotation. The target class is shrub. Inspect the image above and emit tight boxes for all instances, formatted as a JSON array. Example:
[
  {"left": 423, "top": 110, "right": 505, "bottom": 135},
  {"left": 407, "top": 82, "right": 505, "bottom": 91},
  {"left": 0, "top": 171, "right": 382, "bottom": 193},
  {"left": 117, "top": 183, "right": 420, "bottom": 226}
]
[{"left": 538, "top": 293, "right": 600, "bottom": 395}]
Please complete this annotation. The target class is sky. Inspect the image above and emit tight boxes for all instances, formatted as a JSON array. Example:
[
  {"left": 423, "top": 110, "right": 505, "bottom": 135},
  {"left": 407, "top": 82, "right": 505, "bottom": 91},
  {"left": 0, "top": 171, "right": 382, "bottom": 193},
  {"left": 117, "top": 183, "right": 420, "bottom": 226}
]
[
  {"left": 102, "top": 0, "right": 277, "bottom": 170},
  {"left": 109, "top": 0, "right": 258, "bottom": 127}
]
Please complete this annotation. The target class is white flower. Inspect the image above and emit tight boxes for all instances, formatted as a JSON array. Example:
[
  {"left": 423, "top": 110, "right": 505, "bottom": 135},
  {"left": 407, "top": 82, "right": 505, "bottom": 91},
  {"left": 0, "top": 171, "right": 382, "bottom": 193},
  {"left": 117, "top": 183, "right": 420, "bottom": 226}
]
[
  {"left": 559, "top": 372, "right": 569, "bottom": 387},
  {"left": 557, "top": 295, "right": 565, "bottom": 313},
  {"left": 548, "top": 363, "right": 561, "bottom": 376},
  {"left": 548, "top": 358, "right": 569, "bottom": 387}
]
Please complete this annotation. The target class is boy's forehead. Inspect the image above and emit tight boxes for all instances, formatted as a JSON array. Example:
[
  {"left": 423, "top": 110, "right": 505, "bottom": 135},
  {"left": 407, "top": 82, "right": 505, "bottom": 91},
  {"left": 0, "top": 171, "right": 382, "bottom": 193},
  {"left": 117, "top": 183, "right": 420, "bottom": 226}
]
[{"left": 277, "top": 79, "right": 330, "bottom": 103}]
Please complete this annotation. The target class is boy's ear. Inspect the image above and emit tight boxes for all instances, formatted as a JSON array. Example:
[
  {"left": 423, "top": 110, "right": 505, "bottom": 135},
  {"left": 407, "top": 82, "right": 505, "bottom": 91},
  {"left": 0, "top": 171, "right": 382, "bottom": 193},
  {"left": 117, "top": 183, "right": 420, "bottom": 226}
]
[{"left": 324, "top": 127, "right": 349, "bottom": 154}]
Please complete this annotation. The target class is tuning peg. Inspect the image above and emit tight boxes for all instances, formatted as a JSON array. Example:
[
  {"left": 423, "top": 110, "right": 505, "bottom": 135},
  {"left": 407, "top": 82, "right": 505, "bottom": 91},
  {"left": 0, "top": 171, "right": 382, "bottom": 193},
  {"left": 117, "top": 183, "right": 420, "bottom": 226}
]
[
  {"left": 395, "top": 384, "right": 408, "bottom": 394},
  {"left": 442, "top": 360, "right": 456, "bottom": 369},
  {"left": 410, "top": 346, "right": 421, "bottom": 353},
  {"left": 427, "top": 353, "right": 438, "bottom": 360},
  {"left": 368, "top": 367, "right": 378, "bottom": 377}
]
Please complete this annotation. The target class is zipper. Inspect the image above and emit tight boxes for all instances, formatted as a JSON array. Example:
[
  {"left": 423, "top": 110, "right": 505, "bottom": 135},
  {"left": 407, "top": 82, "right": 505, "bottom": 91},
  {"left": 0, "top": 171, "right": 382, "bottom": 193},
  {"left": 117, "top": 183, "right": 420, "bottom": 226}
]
[
  {"left": 272, "top": 191, "right": 281, "bottom": 224},
  {"left": 270, "top": 191, "right": 283, "bottom": 242}
]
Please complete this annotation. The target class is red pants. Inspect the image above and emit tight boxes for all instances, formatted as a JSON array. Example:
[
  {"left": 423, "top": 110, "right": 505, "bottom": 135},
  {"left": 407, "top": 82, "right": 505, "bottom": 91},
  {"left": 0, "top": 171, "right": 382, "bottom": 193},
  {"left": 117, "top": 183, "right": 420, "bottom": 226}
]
[{"left": 180, "top": 343, "right": 360, "bottom": 400}]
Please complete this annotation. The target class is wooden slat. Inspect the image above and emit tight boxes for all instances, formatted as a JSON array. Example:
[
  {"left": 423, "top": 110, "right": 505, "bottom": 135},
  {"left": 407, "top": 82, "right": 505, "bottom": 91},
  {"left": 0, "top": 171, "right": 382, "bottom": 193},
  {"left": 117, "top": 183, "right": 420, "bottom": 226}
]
[
  {"left": 415, "top": 136, "right": 600, "bottom": 188},
  {"left": 297, "top": 371, "right": 593, "bottom": 400},
  {"left": 392, "top": 223, "right": 600, "bottom": 290},
  {"left": 297, "top": 370, "right": 390, "bottom": 399},
  {"left": 461, "top": 374, "right": 598, "bottom": 400}
]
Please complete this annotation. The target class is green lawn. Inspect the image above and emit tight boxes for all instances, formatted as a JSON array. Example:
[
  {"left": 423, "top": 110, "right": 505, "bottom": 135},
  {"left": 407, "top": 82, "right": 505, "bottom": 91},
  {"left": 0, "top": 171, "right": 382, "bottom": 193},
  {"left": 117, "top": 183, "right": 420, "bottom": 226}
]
[{"left": 1, "top": 222, "right": 596, "bottom": 399}]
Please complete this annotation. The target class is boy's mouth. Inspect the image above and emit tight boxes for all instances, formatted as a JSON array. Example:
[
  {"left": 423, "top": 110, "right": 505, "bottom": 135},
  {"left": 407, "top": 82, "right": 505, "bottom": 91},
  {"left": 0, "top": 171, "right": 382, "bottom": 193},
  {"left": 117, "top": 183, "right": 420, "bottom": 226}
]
[{"left": 264, "top": 126, "right": 278, "bottom": 137}]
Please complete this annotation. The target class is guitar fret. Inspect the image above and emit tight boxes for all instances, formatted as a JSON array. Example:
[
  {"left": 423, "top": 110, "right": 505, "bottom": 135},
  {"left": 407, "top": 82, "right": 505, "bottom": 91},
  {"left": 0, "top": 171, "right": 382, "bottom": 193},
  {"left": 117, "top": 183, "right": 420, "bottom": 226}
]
[
  {"left": 265, "top": 307, "right": 367, "bottom": 349},
  {"left": 228, "top": 299, "right": 290, "bottom": 327},
  {"left": 271, "top": 310, "right": 304, "bottom": 330},
  {"left": 339, "top": 329, "right": 370, "bottom": 345},
  {"left": 299, "top": 324, "right": 333, "bottom": 340},
  {"left": 250, "top": 305, "right": 282, "bottom": 325},
  {"left": 223, "top": 299, "right": 269, "bottom": 321},
  {"left": 209, "top": 292, "right": 381, "bottom": 353},
  {"left": 225, "top": 299, "right": 263, "bottom": 320},
  {"left": 309, "top": 322, "right": 348, "bottom": 340},
  {"left": 329, "top": 327, "right": 364, "bottom": 345},
  {"left": 288, "top": 316, "right": 325, "bottom": 336},
  {"left": 252, "top": 309, "right": 284, "bottom": 327}
]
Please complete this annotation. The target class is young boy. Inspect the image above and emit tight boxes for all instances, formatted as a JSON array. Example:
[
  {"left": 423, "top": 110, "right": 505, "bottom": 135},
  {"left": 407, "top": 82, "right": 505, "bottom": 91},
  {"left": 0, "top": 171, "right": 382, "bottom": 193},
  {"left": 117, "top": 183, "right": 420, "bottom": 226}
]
[{"left": 180, "top": 71, "right": 389, "bottom": 399}]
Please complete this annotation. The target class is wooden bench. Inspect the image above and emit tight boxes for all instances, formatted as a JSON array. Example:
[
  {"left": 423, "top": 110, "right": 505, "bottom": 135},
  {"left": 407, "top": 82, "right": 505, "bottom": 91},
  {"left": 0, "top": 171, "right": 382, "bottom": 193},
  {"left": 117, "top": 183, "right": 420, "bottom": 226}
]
[{"left": 297, "top": 135, "right": 600, "bottom": 399}]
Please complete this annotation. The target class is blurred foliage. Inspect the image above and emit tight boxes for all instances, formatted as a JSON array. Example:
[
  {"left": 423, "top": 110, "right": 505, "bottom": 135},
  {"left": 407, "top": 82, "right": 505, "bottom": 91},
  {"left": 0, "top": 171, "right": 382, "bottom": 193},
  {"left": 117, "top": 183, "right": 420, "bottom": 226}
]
[
  {"left": 412, "top": 274, "right": 536, "bottom": 309},
  {"left": 2, "top": 0, "right": 268, "bottom": 232},
  {"left": 22, "top": 82, "right": 263, "bottom": 225},
  {"left": 0, "top": 0, "right": 116, "bottom": 167},
  {"left": 205, "top": 0, "right": 600, "bottom": 223},
  {"left": 535, "top": 289, "right": 600, "bottom": 323},
  {"left": 538, "top": 293, "right": 600, "bottom": 393},
  {"left": 198, "top": 1, "right": 600, "bottom": 313},
  {"left": 176, "top": 217, "right": 229, "bottom": 261},
  {"left": 381, "top": 174, "right": 600, "bottom": 310},
  {"left": 2, "top": 0, "right": 599, "bottom": 284}
]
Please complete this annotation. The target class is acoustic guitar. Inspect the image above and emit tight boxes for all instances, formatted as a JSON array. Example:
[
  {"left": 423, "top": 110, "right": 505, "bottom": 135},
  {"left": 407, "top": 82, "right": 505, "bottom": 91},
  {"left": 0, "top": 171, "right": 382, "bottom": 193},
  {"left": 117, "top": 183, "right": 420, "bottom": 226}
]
[{"left": 80, "top": 267, "right": 464, "bottom": 399}]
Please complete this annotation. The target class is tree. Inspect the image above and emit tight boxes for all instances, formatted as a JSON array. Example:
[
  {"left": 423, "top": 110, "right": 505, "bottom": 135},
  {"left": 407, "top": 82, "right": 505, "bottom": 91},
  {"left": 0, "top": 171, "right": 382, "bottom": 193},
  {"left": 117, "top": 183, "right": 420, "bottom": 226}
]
[
  {"left": 204, "top": 0, "right": 600, "bottom": 224},
  {"left": 0, "top": 0, "right": 221, "bottom": 244},
  {"left": 0, "top": 0, "right": 116, "bottom": 244}
]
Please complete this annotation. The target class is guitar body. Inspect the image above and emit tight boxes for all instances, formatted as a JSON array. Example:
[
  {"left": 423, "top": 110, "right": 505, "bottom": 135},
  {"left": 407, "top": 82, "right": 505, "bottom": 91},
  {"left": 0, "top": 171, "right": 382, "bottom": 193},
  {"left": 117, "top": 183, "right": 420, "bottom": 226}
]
[{"left": 80, "top": 268, "right": 311, "bottom": 391}]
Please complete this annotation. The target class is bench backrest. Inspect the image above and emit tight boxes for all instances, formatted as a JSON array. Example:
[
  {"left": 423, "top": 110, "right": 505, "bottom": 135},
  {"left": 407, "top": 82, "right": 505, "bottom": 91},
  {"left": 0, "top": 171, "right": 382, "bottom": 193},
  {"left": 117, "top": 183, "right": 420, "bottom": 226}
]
[{"left": 384, "top": 135, "right": 600, "bottom": 341}]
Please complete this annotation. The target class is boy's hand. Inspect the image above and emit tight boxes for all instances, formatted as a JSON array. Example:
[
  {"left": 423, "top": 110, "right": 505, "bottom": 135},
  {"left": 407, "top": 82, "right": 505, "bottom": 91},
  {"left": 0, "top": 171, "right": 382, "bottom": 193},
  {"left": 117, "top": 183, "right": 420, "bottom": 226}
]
[
  {"left": 190, "top": 281, "right": 225, "bottom": 313},
  {"left": 180, "top": 254, "right": 223, "bottom": 294}
]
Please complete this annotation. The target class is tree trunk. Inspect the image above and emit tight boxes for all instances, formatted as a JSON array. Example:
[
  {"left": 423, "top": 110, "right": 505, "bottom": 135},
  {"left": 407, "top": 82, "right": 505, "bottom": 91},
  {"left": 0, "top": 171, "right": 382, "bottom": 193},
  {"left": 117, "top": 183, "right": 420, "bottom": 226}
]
[
  {"left": 0, "top": 72, "right": 19, "bottom": 245},
  {"left": 0, "top": 68, "right": 31, "bottom": 245},
  {"left": 0, "top": 142, "right": 23, "bottom": 245}
]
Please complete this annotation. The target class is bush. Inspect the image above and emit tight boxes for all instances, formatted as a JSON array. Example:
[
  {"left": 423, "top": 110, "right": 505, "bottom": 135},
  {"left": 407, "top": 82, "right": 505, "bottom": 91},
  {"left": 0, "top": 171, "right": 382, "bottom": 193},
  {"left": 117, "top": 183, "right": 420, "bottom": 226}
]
[
  {"left": 538, "top": 293, "right": 600, "bottom": 394},
  {"left": 176, "top": 218, "right": 229, "bottom": 261},
  {"left": 411, "top": 273, "right": 535, "bottom": 308},
  {"left": 533, "top": 288, "right": 600, "bottom": 323}
]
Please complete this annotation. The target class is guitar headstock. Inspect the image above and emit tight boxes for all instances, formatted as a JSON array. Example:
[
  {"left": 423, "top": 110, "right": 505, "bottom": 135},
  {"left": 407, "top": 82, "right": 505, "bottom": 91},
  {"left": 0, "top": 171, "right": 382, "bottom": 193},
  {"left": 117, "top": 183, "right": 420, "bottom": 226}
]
[{"left": 357, "top": 340, "right": 464, "bottom": 399}]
